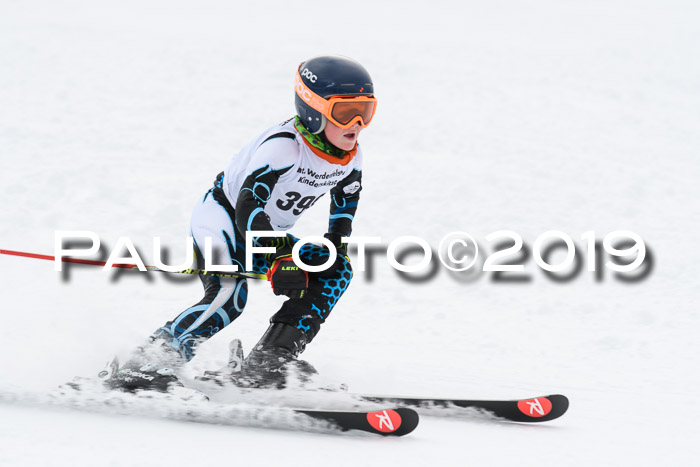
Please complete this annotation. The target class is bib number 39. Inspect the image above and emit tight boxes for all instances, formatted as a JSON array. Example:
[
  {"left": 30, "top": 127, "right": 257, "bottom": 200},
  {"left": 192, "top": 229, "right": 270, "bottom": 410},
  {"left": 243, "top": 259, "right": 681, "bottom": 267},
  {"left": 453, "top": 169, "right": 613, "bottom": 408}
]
[{"left": 276, "top": 191, "right": 319, "bottom": 215}]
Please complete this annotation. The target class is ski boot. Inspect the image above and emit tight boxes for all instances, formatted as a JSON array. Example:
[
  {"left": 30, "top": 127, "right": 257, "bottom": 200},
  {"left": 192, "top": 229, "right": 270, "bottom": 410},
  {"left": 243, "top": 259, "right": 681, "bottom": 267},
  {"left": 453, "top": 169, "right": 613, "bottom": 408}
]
[
  {"left": 232, "top": 323, "right": 318, "bottom": 389},
  {"left": 196, "top": 338, "right": 246, "bottom": 385},
  {"left": 105, "top": 334, "right": 186, "bottom": 393}
]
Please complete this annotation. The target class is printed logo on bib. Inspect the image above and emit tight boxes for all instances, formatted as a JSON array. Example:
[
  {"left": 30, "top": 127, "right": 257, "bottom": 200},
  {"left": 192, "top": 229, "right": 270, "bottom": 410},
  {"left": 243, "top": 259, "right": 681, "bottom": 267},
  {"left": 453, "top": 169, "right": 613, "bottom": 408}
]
[
  {"left": 367, "top": 409, "right": 402, "bottom": 433},
  {"left": 296, "top": 167, "right": 346, "bottom": 189},
  {"left": 343, "top": 181, "right": 361, "bottom": 194},
  {"left": 516, "top": 397, "right": 552, "bottom": 418}
]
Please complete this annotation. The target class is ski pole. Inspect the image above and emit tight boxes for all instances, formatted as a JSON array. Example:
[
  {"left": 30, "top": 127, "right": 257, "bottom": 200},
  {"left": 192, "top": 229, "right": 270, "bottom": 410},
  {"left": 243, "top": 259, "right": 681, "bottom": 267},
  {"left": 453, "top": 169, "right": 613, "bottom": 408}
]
[{"left": 0, "top": 248, "right": 268, "bottom": 280}]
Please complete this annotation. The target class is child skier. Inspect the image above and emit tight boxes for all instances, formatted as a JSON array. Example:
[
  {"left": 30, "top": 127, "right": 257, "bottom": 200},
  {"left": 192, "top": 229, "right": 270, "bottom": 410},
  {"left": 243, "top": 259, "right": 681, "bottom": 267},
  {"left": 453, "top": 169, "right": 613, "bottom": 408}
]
[{"left": 108, "top": 55, "right": 376, "bottom": 391}]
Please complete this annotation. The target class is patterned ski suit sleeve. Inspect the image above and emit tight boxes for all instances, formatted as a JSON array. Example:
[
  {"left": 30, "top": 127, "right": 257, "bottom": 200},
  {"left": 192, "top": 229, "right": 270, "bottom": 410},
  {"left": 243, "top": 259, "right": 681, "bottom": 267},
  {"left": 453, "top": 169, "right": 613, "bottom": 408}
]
[
  {"left": 328, "top": 169, "right": 362, "bottom": 237},
  {"left": 234, "top": 139, "right": 296, "bottom": 237}
]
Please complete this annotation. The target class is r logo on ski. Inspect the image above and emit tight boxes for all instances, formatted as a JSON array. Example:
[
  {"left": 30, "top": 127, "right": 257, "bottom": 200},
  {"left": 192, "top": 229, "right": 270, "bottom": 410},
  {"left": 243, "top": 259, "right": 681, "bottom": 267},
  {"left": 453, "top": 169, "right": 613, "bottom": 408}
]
[
  {"left": 516, "top": 397, "right": 553, "bottom": 418},
  {"left": 526, "top": 399, "right": 544, "bottom": 416},
  {"left": 366, "top": 409, "right": 402, "bottom": 433},
  {"left": 375, "top": 410, "right": 394, "bottom": 431}
]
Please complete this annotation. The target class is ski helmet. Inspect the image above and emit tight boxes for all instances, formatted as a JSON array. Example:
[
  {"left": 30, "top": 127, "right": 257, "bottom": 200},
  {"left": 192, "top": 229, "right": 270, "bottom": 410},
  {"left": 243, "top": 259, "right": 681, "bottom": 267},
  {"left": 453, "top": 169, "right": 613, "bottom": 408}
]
[{"left": 295, "top": 55, "right": 376, "bottom": 134}]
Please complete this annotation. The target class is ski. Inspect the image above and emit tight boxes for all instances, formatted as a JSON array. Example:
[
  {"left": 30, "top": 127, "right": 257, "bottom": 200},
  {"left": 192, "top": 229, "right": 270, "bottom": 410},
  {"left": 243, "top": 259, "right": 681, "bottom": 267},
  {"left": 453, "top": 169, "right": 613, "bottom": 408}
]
[
  {"left": 355, "top": 394, "right": 569, "bottom": 423},
  {"left": 194, "top": 342, "right": 566, "bottom": 424},
  {"left": 296, "top": 407, "right": 418, "bottom": 436},
  {"left": 47, "top": 361, "right": 421, "bottom": 437}
]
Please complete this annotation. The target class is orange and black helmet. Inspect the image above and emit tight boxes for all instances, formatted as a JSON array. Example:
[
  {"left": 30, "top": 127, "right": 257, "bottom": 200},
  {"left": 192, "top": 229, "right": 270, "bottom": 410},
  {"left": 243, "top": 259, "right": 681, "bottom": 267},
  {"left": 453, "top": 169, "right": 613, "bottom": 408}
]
[{"left": 295, "top": 55, "right": 376, "bottom": 134}]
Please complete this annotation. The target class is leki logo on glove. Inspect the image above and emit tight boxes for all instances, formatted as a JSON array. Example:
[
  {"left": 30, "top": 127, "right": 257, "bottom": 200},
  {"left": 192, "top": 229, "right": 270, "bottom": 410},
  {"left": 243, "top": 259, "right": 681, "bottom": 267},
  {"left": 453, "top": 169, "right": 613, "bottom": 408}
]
[
  {"left": 367, "top": 409, "right": 402, "bottom": 432},
  {"left": 517, "top": 397, "right": 552, "bottom": 417}
]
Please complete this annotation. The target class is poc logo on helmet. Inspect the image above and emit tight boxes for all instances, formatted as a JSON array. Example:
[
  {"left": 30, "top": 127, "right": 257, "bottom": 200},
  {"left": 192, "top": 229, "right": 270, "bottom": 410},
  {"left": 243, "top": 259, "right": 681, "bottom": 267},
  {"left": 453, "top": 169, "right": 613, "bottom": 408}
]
[
  {"left": 295, "top": 74, "right": 312, "bottom": 102},
  {"left": 301, "top": 68, "right": 317, "bottom": 83}
]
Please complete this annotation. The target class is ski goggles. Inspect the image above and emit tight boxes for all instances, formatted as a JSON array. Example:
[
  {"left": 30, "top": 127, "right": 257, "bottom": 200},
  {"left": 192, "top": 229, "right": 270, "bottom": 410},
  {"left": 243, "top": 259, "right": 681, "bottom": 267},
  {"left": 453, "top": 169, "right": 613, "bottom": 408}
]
[{"left": 295, "top": 70, "right": 377, "bottom": 129}]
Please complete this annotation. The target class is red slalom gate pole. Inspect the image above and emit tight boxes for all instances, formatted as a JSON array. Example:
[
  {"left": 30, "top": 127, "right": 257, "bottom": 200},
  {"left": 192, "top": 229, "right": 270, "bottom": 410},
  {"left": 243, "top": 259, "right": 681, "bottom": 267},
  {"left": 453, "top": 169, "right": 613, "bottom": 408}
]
[
  {"left": 0, "top": 248, "right": 267, "bottom": 280},
  {"left": 0, "top": 248, "right": 139, "bottom": 269}
]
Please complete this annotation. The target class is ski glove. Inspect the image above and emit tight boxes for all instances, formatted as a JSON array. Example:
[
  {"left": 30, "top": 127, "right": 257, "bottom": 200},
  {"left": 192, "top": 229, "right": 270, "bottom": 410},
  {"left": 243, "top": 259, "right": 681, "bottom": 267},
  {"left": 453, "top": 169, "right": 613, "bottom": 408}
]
[
  {"left": 324, "top": 233, "right": 348, "bottom": 259},
  {"left": 268, "top": 252, "right": 308, "bottom": 299}
]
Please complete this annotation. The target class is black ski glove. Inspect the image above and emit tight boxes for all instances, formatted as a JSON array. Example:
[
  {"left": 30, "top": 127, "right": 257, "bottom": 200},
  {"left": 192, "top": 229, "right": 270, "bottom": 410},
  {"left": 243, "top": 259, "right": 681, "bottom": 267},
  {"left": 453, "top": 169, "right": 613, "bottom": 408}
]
[
  {"left": 268, "top": 250, "right": 308, "bottom": 299},
  {"left": 324, "top": 233, "right": 348, "bottom": 259}
]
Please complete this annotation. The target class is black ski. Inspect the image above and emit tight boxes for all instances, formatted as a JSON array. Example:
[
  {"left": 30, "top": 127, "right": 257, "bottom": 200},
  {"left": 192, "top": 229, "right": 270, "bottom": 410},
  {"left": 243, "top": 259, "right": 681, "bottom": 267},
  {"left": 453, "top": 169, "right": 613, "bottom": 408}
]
[
  {"left": 356, "top": 394, "right": 569, "bottom": 423},
  {"left": 88, "top": 356, "right": 418, "bottom": 436},
  {"left": 297, "top": 407, "right": 419, "bottom": 436}
]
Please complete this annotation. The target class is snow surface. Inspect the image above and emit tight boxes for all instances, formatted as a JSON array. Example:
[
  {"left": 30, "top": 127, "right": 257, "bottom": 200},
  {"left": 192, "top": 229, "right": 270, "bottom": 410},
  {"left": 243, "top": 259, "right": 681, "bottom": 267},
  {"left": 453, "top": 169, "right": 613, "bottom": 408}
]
[{"left": 1, "top": 0, "right": 699, "bottom": 465}]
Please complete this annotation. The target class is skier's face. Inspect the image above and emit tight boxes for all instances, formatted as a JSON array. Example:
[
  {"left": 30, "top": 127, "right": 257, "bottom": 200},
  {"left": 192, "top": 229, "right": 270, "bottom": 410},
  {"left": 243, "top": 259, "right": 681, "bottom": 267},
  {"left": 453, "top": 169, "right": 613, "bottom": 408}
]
[{"left": 324, "top": 120, "right": 362, "bottom": 151}]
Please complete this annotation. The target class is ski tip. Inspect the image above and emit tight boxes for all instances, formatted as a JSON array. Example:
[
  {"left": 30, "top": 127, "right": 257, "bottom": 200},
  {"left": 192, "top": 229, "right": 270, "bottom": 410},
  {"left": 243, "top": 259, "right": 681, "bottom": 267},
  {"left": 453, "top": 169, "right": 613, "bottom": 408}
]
[
  {"left": 391, "top": 407, "right": 420, "bottom": 436},
  {"left": 514, "top": 394, "right": 569, "bottom": 422},
  {"left": 547, "top": 394, "right": 569, "bottom": 417}
]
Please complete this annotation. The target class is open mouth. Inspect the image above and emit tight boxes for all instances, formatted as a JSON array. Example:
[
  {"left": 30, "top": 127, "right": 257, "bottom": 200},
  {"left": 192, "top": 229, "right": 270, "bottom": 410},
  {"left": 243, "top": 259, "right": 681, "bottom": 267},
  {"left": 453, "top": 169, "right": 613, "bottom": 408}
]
[{"left": 343, "top": 132, "right": 357, "bottom": 140}]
